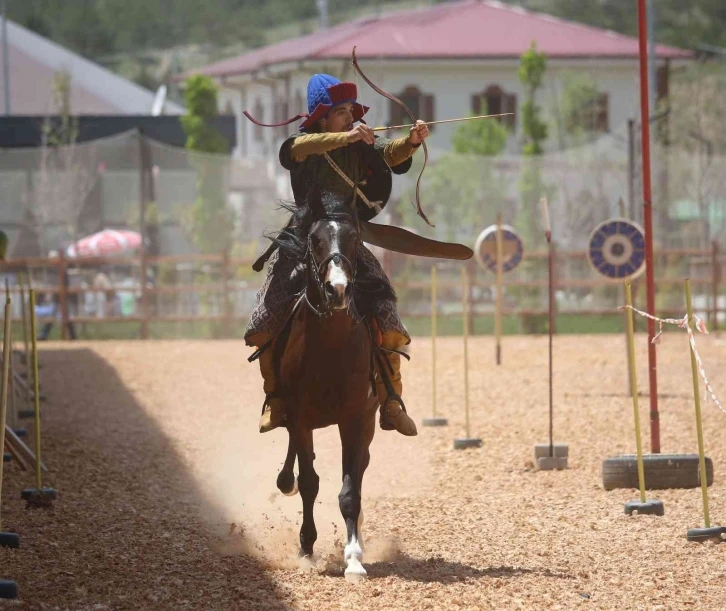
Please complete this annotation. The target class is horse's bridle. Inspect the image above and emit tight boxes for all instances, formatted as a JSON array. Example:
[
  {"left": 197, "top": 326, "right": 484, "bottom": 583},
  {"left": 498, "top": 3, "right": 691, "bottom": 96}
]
[{"left": 305, "top": 233, "right": 358, "bottom": 318}]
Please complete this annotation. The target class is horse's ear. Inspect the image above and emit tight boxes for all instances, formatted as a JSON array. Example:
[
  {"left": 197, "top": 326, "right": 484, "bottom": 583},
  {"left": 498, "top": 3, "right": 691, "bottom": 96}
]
[{"left": 307, "top": 185, "right": 325, "bottom": 220}]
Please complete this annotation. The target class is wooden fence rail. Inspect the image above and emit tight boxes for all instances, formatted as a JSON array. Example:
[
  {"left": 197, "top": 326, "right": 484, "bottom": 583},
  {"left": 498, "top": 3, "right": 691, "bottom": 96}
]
[{"left": 0, "top": 244, "right": 722, "bottom": 338}]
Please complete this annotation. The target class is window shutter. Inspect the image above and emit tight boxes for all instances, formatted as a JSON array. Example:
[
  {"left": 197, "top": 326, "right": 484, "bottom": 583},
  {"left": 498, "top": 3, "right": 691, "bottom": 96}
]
[
  {"left": 423, "top": 94, "right": 435, "bottom": 131},
  {"left": 389, "top": 98, "right": 406, "bottom": 128},
  {"left": 471, "top": 94, "right": 482, "bottom": 116},
  {"left": 596, "top": 93, "right": 609, "bottom": 132},
  {"left": 656, "top": 66, "right": 669, "bottom": 101}
]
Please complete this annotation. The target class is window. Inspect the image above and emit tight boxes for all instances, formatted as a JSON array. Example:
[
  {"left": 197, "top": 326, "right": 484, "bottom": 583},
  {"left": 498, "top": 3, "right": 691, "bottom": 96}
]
[
  {"left": 253, "top": 98, "right": 264, "bottom": 142},
  {"left": 471, "top": 85, "right": 516, "bottom": 130},
  {"left": 389, "top": 86, "right": 435, "bottom": 131},
  {"left": 578, "top": 92, "right": 608, "bottom": 133},
  {"left": 656, "top": 65, "right": 669, "bottom": 101}
]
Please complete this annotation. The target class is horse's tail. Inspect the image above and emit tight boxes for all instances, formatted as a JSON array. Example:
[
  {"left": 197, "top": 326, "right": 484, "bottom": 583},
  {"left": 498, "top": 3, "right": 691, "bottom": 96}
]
[{"left": 276, "top": 431, "right": 298, "bottom": 496}]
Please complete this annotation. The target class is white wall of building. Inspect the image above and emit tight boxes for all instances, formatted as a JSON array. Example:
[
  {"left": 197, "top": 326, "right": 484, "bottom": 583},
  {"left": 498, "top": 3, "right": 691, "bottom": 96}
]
[{"left": 217, "top": 56, "right": 682, "bottom": 201}]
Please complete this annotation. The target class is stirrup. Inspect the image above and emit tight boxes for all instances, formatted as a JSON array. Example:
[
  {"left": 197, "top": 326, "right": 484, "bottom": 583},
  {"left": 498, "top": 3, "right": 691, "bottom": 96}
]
[
  {"left": 379, "top": 397, "right": 417, "bottom": 436},
  {"left": 259, "top": 392, "right": 287, "bottom": 433}
]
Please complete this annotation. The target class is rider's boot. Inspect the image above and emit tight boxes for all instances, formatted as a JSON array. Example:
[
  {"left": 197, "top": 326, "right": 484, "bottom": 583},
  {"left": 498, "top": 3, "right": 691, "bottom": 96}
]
[
  {"left": 257, "top": 339, "right": 286, "bottom": 433},
  {"left": 376, "top": 349, "right": 418, "bottom": 437}
]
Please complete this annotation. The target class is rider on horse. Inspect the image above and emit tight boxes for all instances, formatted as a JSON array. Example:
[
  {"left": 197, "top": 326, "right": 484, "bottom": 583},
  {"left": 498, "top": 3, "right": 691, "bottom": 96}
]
[{"left": 244, "top": 73, "right": 430, "bottom": 437}]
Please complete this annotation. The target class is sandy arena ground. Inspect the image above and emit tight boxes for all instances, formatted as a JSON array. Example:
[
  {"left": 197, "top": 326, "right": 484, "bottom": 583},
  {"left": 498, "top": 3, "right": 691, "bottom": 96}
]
[{"left": 0, "top": 333, "right": 724, "bottom": 610}]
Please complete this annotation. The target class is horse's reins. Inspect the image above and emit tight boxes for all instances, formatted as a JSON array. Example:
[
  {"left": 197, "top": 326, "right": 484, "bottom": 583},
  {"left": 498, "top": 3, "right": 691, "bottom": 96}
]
[{"left": 305, "top": 234, "right": 357, "bottom": 318}]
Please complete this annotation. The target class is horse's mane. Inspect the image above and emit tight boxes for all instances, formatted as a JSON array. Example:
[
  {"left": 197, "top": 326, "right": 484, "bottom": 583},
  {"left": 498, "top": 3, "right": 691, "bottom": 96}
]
[
  {"left": 268, "top": 192, "right": 354, "bottom": 263},
  {"left": 268, "top": 192, "right": 396, "bottom": 310}
]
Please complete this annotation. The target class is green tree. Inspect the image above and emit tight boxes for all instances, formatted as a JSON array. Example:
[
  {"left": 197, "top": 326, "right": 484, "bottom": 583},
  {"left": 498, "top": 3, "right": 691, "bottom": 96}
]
[
  {"left": 451, "top": 101, "right": 510, "bottom": 156},
  {"left": 516, "top": 41, "right": 549, "bottom": 242},
  {"left": 399, "top": 102, "right": 509, "bottom": 243},
  {"left": 559, "top": 72, "right": 602, "bottom": 143},
  {"left": 515, "top": 42, "right": 551, "bottom": 324},
  {"left": 181, "top": 75, "right": 233, "bottom": 254}
]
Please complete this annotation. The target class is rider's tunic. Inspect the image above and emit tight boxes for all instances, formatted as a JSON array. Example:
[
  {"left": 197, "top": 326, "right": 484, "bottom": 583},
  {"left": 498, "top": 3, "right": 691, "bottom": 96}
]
[{"left": 244, "top": 132, "right": 417, "bottom": 348}]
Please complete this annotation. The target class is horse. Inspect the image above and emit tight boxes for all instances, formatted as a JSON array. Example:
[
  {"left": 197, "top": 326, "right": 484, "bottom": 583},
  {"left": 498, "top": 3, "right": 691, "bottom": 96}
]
[{"left": 266, "top": 189, "right": 395, "bottom": 582}]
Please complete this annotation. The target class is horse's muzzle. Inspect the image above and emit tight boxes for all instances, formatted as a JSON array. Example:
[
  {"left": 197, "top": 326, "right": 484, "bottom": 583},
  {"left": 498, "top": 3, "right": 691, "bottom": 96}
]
[{"left": 325, "top": 280, "right": 352, "bottom": 310}]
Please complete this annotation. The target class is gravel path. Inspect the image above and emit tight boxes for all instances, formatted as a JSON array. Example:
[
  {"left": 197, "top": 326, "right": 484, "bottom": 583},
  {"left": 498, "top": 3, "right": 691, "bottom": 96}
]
[{"left": 0, "top": 333, "right": 724, "bottom": 610}]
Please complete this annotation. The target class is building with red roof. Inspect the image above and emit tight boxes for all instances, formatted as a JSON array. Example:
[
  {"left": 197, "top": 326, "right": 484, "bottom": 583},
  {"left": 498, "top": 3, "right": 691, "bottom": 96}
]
[{"left": 194, "top": 0, "right": 691, "bottom": 203}]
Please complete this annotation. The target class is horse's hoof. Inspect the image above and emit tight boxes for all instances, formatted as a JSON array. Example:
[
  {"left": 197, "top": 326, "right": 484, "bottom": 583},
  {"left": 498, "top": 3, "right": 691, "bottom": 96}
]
[
  {"left": 298, "top": 554, "right": 315, "bottom": 571},
  {"left": 282, "top": 478, "right": 298, "bottom": 496},
  {"left": 277, "top": 470, "right": 298, "bottom": 496},
  {"left": 344, "top": 561, "right": 367, "bottom": 583}
]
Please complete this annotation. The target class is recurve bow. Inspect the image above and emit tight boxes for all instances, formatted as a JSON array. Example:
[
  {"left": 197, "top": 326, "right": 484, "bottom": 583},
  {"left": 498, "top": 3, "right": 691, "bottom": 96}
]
[{"left": 351, "top": 46, "right": 434, "bottom": 228}]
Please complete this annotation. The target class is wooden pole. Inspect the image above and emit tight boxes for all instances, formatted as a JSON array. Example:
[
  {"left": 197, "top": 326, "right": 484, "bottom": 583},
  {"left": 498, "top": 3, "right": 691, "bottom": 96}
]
[
  {"left": 28, "top": 290, "right": 42, "bottom": 491},
  {"left": 222, "top": 250, "right": 232, "bottom": 337},
  {"left": 58, "top": 253, "right": 68, "bottom": 341},
  {"left": 0, "top": 293, "right": 11, "bottom": 529},
  {"left": 3, "top": 279, "right": 14, "bottom": 430},
  {"left": 431, "top": 265, "right": 438, "bottom": 418},
  {"left": 685, "top": 279, "right": 710, "bottom": 528},
  {"left": 19, "top": 273, "right": 32, "bottom": 410},
  {"left": 138, "top": 131, "right": 149, "bottom": 340},
  {"left": 495, "top": 213, "right": 504, "bottom": 365},
  {"left": 625, "top": 283, "right": 647, "bottom": 504},
  {"left": 462, "top": 267, "right": 471, "bottom": 439},
  {"left": 711, "top": 240, "right": 719, "bottom": 332}
]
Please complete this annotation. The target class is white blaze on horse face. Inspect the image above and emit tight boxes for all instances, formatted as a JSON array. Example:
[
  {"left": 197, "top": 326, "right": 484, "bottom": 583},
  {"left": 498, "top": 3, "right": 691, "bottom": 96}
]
[{"left": 325, "top": 221, "right": 351, "bottom": 310}]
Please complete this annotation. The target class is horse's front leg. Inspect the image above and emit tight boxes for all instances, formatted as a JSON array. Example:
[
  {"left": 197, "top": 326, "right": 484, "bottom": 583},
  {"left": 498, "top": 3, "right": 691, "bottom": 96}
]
[
  {"left": 293, "top": 426, "right": 318, "bottom": 557},
  {"left": 276, "top": 430, "right": 298, "bottom": 496},
  {"left": 338, "top": 405, "right": 376, "bottom": 583}
]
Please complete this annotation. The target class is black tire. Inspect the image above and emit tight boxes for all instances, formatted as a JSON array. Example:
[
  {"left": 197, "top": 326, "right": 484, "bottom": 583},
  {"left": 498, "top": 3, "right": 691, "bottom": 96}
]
[
  {"left": 0, "top": 533, "right": 20, "bottom": 549},
  {"left": 602, "top": 454, "right": 713, "bottom": 490},
  {"left": 0, "top": 579, "right": 18, "bottom": 599}
]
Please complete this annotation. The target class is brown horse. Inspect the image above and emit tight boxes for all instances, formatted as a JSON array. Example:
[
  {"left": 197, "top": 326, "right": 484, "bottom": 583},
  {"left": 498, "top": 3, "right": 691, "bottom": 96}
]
[{"left": 268, "top": 190, "right": 394, "bottom": 582}]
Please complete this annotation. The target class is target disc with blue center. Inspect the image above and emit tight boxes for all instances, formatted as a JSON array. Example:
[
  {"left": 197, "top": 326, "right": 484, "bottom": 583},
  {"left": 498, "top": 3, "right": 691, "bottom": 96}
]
[
  {"left": 587, "top": 218, "right": 646, "bottom": 281},
  {"left": 474, "top": 225, "right": 524, "bottom": 273}
]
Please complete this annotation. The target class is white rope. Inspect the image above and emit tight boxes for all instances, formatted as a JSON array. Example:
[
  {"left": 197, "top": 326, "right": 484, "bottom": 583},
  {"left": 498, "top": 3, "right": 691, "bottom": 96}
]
[
  {"left": 620, "top": 305, "right": 726, "bottom": 416},
  {"left": 323, "top": 152, "right": 382, "bottom": 213}
]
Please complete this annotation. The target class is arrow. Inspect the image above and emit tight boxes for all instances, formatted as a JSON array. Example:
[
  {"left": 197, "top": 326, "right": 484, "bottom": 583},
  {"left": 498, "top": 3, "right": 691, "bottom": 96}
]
[{"left": 372, "top": 112, "right": 513, "bottom": 132}]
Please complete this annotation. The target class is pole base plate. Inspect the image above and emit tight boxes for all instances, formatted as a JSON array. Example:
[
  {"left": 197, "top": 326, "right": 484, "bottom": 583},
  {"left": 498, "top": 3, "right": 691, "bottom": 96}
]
[
  {"left": 624, "top": 499, "right": 665, "bottom": 516},
  {"left": 422, "top": 417, "right": 448, "bottom": 427},
  {"left": 453, "top": 438, "right": 482, "bottom": 450}
]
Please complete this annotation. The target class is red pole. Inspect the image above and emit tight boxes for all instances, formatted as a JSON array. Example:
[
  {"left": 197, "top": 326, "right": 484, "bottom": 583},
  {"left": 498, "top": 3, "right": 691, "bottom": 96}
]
[{"left": 637, "top": 0, "right": 660, "bottom": 453}]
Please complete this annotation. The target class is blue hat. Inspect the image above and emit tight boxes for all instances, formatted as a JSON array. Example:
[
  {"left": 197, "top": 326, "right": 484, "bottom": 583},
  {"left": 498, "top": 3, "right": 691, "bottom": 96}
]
[{"left": 300, "top": 74, "right": 369, "bottom": 130}]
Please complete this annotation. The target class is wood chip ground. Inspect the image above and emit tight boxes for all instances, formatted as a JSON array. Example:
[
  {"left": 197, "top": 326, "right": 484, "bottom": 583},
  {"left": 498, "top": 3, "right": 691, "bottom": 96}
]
[{"left": 0, "top": 334, "right": 724, "bottom": 610}]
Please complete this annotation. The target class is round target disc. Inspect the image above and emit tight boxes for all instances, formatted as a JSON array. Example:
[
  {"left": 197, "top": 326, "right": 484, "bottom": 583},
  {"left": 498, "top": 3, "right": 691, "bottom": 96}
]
[
  {"left": 587, "top": 218, "right": 646, "bottom": 281},
  {"left": 474, "top": 225, "right": 524, "bottom": 273}
]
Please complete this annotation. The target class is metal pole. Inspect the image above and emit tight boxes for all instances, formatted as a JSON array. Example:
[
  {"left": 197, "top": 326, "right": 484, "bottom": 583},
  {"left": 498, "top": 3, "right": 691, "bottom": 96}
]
[
  {"left": 637, "top": 0, "right": 660, "bottom": 454},
  {"left": 1, "top": 0, "right": 10, "bottom": 116},
  {"left": 685, "top": 279, "right": 710, "bottom": 528}
]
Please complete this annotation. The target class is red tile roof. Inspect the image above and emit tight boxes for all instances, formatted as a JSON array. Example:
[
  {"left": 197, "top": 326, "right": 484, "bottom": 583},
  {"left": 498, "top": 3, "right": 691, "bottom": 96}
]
[{"left": 199, "top": 0, "right": 691, "bottom": 78}]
